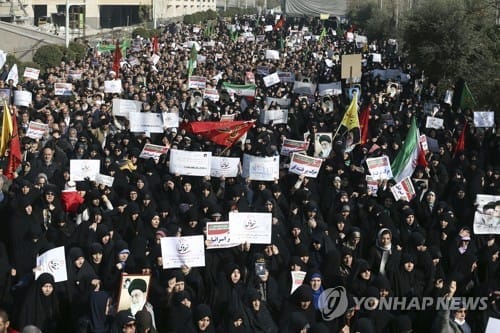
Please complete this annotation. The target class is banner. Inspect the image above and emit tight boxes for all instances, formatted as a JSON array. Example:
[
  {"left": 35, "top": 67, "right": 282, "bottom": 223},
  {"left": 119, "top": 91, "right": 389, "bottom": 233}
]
[
  {"left": 366, "top": 156, "right": 393, "bottom": 180},
  {"left": 25, "top": 121, "right": 48, "bottom": 139},
  {"left": 318, "top": 82, "right": 342, "bottom": 96},
  {"left": 281, "top": 138, "right": 309, "bottom": 156},
  {"left": 229, "top": 212, "right": 272, "bottom": 244},
  {"left": 112, "top": 98, "right": 142, "bottom": 118},
  {"left": 206, "top": 222, "right": 239, "bottom": 249},
  {"left": 23, "top": 67, "right": 40, "bottom": 80},
  {"left": 391, "top": 177, "right": 416, "bottom": 202},
  {"left": 160, "top": 235, "right": 205, "bottom": 269},
  {"left": 70, "top": 159, "right": 100, "bottom": 181},
  {"left": 54, "top": 83, "right": 73, "bottom": 96},
  {"left": 188, "top": 76, "right": 207, "bottom": 89},
  {"left": 169, "top": 149, "right": 211, "bottom": 176},
  {"left": 13, "top": 90, "right": 31, "bottom": 107},
  {"left": 95, "top": 173, "right": 114, "bottom": 187},
  {"left": 104, "top": 80, "right": 123, "bottom": 93},
  {"left": 473, "top": 194, "right": 500, "bottom": 234},
  {"left": 263, "top": 72, "right": 280, "bottom": 87},
  {"left": 129, "top": 112, "right": 164, "bottom": 133},
  {"left": 162, "top": 112, "right": 179, "bottom": 128},
  {"left": 210, "top": 156, "right": 240, "bottom": 178},
  {"left": 35, "top": 246, "right": 67, "bottom": 282},
  {"left": 260, "top": 109, "right": 288, "bottom": 125},
  {"left": 242, "top": 154, "right": 279, "bottom": 181},
  {"left": 139, "top": 143, "right": 169, "bottom": 160},
  {"left": 425, "top": 116, "right": 444, "bottom": 129},
  {"left": 289, "top": 153, "right": 323, "bottom": 178},
  {"left": 474, "top": 111, "right": 495, "bottom": 128},
  {"left": 265, "top": 50, "right": 280, "bottom": 60}
]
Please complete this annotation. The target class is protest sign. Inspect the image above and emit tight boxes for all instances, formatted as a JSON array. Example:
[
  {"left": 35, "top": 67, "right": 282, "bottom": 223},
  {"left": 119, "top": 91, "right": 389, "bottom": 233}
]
[
  {"left": 129, "top": 112, "right": 164, "bottom": 133},
  {"left": 474, "top": 111, "right": 495, "bottom": 128},
  {"left": 112, "top": 98, "right": 143, "bottom": 118},
  {"left": 265, "top": 50, "right": 280, "bottom": 60},
  {"left": 204, "top": 89, "right": 220, "bottom": 102},
  {"left": 188, "top": 76, "right": 207, "bottom": 89},
  {"left": 473, "top": 194, "right": 500, "bottom": 234},
  {"left": 26, "top": 121, "right": 48, "bottom": 139},
  {"left": 169, "top": 149, "right": 211, "bottom": 176},
  {"left": 280, "top": 138, "right": 309, "bottom": 156},
  {"left": 161, "top": 235, "right": 205, "bottom": 269},
  {"left": 263, "top": 72, "right": 280, "bottom": 87},
  {"left": 70, "top": 159, "right": 100, "bottom": 181},
  {"left": 104, "top": 80, "right": 122, "bottom": 93},
  {"left": 13, "top": 90, "right": 31, "bottom": 107},
  {"left": 426, "top": 116, "right": 444, "bottom": 129},
  {"left": 341, "top": 54, "right": 362, "bottom": 79},
  {"left": 95, "top": 173, "right": 114, "bottom": 187},
  {"left": 205, "top": 222, "right": 239, "bottom": 249},
  {"left": 391, "top": 177, "right": 416, "bottom": 202},
  {"left": 260, "top": 109, "right": 288, "bottom": 125},
  {"left": 35, "top": 246, "right": 67, "bottom": 282},
  {"left": 366, "top": 156, "right": 393, "bottom": 180},
  {"left": 229, "top": 212, "right": 272, "bottom": 244},
  {"left": 318, "top": 82, "right": 342, "bottom": 96},
  {"left": 290, "top": 271, "right": 307, "bottom": 294},
  {"left": 210, "top": 156, "right": 240, "bottom": 178},
  {"left": 139, "top": 143, "right": 169, "bottom": 160},
  {"left": 54, "top": 83, "right": 73, "bottom": 96},
  {"left": 289, "top": 153, "right": 322, "bottom": 178},
  {"left": 366, "top": 175, "right": 378, "bottom": 196},
  {"left": 23, "top": 67, "right": 40, "bottom": 80},
  {"left": 242, "top": 154, "right": 279, "bottom": 181},
  {"left": 162, "top": 112, "right": 179, "bottom": 129}
]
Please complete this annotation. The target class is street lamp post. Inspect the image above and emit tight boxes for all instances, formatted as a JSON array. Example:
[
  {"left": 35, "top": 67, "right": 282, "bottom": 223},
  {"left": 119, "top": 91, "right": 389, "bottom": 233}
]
[{"left": 65, "top": 0, "right": 86, "bottom": 48}]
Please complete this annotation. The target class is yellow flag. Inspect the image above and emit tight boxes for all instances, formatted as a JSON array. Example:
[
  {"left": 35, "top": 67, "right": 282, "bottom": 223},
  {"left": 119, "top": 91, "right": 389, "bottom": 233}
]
[
  {"left": 0, "top": 101, "right": 13, "bottom": 157},
  {"left": 340, "top": 93, "right": 359, "bottom": 131}
]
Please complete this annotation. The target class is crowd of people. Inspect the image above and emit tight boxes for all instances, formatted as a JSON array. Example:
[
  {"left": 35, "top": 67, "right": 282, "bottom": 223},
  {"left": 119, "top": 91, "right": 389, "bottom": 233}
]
[{"left": 0, "top": 13, "right": 498, "bottom": 333}]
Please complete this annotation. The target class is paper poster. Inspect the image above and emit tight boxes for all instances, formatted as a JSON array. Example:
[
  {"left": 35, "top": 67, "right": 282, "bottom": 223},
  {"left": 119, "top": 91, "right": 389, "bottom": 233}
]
[
  {"left": 293, "top": 81, "right": 317, "bottom": 95},
  {"left": 265, "top": 49, "right": 280, "bottom": 60},
  {"left": 160, "top": 235, "right": 206, "bottom": 269},
  {"left": 266, "top": 97, "right": 291, "bottom": 108},
  {"left": 289, "top": 153, "right": 323, "bottom": 178},
  {"left": 117, "top": 274, "right": 151, "bottom": 313},
  {"left": 242, "top": 154, "right": 280, "bottom": 181},
  {"left": 0, "top": 89, "right": 10, "bottom": 104},
  {"left": 280, "top": 138, "right": 309, "bottom": 156},
  {"left": 391, "top": 177, "right": 416, "bottom": 202},
  {"left": 54, "top": 83, "right": 73, "bottom": 96},
  {"left": 210, "top": 156, "right": 240, "bottom": 178},
  {"left": 95, "top": 173, "right": 114, "bottom": 187},
  {"left": 70, "top": 159, "right": 100, "bottom": 181},
  {"left": 229, "top": 212, "right": 272, "bottom": 244},
  {"left": 104, "top": 79, "right": 123, "bottom": 93},
  {"left": 318, "top": 82, "right": 342, "bottom": 96},
  {"left": 169, "top": 149, "right": 211, "bottom": 176},
  {"left": 112, "top": 98, "right": 142, "bottom": 117},
  {"left": 220, "top": 114, "right": 235, "bottom": 121},
  {"left": 263, "top": 72, "right": 280, "bottom": 87},
  {"left": 314, "top": 132, "right": 333, "bottom": 158},
  {"left": 23, "top": 67, "right": 40, "bottom": 80},
  {"left": 341, "top": 54, "right": 362, "bottom": 79},
  {"left": 188, "top": 76, "right": 207, "bottom": 89},
  {"left": 35, "top": 246, "right": 67, "bottom": 282},
  {"left": 290, "top": 271, "right": 307, "bottom": 294},
  {"left": 365, "top": 175, "right": 378, "bottom": 196},
  {"left": 419, "top": 135, "right": 429, "bottom": 153},
  {"left": 256, "top": 66, "right": 270, "bottom": 76},
  {"left": 128, "top": 112, "right": 164, "bottom": 133},
  {"left": 473, "top": 194, "right": 500, "bottom": 234},
  {"left": 245, "top": 71, "right": 255, "bottom": 85},
  {"left": 260, "top": 109, "right": 288, "bottom": 125},
  {"left": 13, "top": 90, "right": 32, "bottom": 107},
  {"left": 204, "top": 88, "right": 219, "bottom": 102},
  {"left": 426, "top": 116, "right": 444, "bottom": 129},
  {"left": 366, "top": 156, "right": 393, "bottom": 180},
  {"left": 26, "top": 121, "right": 48, "bottom": 139},
  {"left": 486, "top": 317, "right": 500, "bottom": 333},
  {"left": 370, "top": 53, "right": 382, "bottom": 63},
  {"left": 205, "top": 222, "right": 239, "bottom": 249},
  {"left": 139, "top": 143, "right": 169, "bottom": 160},
  {"left": 474, "top": 111, "right": 495, "bottom": 128},
  {"left": 162, "top": 112, "right": 179, "bottom": 129}
]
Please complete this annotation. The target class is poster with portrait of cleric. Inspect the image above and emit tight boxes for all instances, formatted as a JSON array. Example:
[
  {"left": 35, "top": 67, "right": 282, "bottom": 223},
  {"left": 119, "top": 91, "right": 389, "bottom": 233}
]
[
  {"left": 117, "top": 274, "right": 151, "bottom": 314},
  {"left": 314, "top": 132, "right": 333, "bottom": 158},
  {"left": 473, "top": 194, "right": 500, "bottom": 235}
]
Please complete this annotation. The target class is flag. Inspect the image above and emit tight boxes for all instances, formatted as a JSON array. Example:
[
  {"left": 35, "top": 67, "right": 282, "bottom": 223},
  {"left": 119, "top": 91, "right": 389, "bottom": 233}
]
[
  {"left": 319, "top": 27, "right": 327, "bottom": 43},
  {"left": 184, "top": 121, "right": 255, "bottom": 147},
  {"left": 112, "top": 40, "right": 122, "bottom": 74},
  {"left": 454, "top": 121, "right": 467, "bottom": 157},
  {"left": 1, "top": 101, "right": 13, "bottom": 157},
  {"left": 359, "top": 104, "right": 371, "bottom": 145},
  {"left": 222, "top": 83, "right": 256, "bottom": 97},
  {"left": 274, "top": 15, "right": 285, "bottom": 31},
  {"left": 459, "top": 81, "right": 476, "bottom": 111},
  {"left": 340, "top": 92, "right": 359, "bottom": 131},
  {"left": 152, "top": 36, "right": 159, "bottom": 54},
  {"left": 187, "top": 44, "right": 197, "bottom": 77},
  {"left": 6, "top": 105, "right": 21, "bottom": 179},
  {"left": 6, "top": 64, "right": 18, "bottom": 86},
  {"left": 391, "top": 117, "right": 420, "bottom": 182}
]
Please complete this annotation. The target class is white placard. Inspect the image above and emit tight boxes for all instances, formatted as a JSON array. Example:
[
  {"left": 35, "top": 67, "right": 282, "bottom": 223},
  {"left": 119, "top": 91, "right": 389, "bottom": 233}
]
[
  {"left": 281, "top": 139, "right": 309, "bottom": 156},
  {"left": 160, "top": 235, "right": 205, "bottom": 269},
  {"left": 204, "top": 88, "right": 219, "bottom": 102},
  {"left": 35, "top": 246, "right": 68, "bottom": 282},
  {"left": 95, "top": 173, "right": 114, "bottom": 187},
  {"left": 473, "top": 194, "right": 500, "bottom": 234},
  {"left": 139, "top": 143, "right": 169, "bottom": 160},
  {"left": 264, "top": 25, "right": 273, "bottom": 32},
  {"left": 289, "top": 153, "right": 323, "bottom": 178},
  {"left": 370, "top": 53, "right": 382, "bottom": 63},
  {"left": 23, "top": 67, "right": 40, "bottom": 80},
  {"left": 474, "top": 111, "right": 495, "bottom": 128},
  {"left": 242, "top": 154, "right": 279, "bottom": 181},
  {"left": 188, "top": 76, "right": 207, "bottom": 89},
  {"left": 425, "top": 116, "right": 444, "bottom": 129},
  {"left": 54, "top": 83, "right": 73, "bottom": 96},
  {"left": 13, "top": 90, "right": 32, "bottom": 107},
  {"left": 293, "top": 81, "right": 317, "bottom": 95},
  {"left": 206, "top": 222, "right": 239, "bottom": 249},
  {"left": 129, "top": 112, "right": 164, "bottom": 133},
  {"left": 112, "top": 98, "right": 142, "bottom": 118},
  {"left": 261, "top": 109, "right": 288, "bottom": 125},
  {"left": 104, "top": 79, "right": 123, "bottom": 94},
  {"left": 25, "top": 121, "right": 48, "bottom": 139},
  {"left": 263, "top": 72, "right": 280, "bottom": 87},
  {"left": 229, "top": 212, "right": 272, "bottom": 244},
  {"left": 391, "top": 177, "right": 416, "bottom": 202},
  {"left": 162, "top": 112, "right": 179, "bottom": 128},
  {"left": 266, "top": 97, "right": 291, "bottom": 108},
  {"left": 210, "top": 156, "right": 240, "bottom": 178},
  {"left": 290, "top": 271, "right": 307, "bottom": 294},
  {"left": 366, "top": 156, "right": 393, "bottom": 180},
  {"left": 169, "top": 149, "right": 211, "bottom": 176},
  {"left": 70, "top": 159, "right": 100, "bottom": 181},
  {"left": 151, "top": 54, "right": 160, "bottom": 65},
  {"left": 318, "top": 82, "right": 342, "bottom": 96},
  {"left": 486, "top": 317, "right": 500, "bottom": 333},
  {"left": 419, "top": 135, "right": 429, "bottom": 153},
  {"left": 265, "top": 49, "right": 280, "bottom": 60}
]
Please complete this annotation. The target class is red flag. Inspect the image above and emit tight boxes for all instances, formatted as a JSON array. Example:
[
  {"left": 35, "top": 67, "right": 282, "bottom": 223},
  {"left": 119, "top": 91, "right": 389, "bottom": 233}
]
[
  {"left": 112, "top": 40, "right": 122, "bottom": 74},
  {"left": 152, "top": 36, "right": 159, "bottom": 54},
  {"left": 454, "top": 121, "right": 467, "bottom": 157},
  {"left": 359, "top": 104, "right": 370, "bottom": 145},
  {"left": 184, "top": 121, "right": 254, "bottom": 147},
  {"left": 5, "top": 109, "right": 21, "bottom": 179},
  {"left": 274, "top": 15, "right": 285, "bottom": 31},
  {"left": 417, "top": 144, "right": 428, "bottom": 168}
]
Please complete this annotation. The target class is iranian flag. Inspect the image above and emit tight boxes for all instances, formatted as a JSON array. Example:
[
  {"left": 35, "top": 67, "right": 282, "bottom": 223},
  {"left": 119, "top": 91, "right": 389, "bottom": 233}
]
[
  {"left": 391, "top": 117, "right": 426, "bottom": 182},
  {"left": 222, "top": 83, "right": 256, "bottom": 97}
]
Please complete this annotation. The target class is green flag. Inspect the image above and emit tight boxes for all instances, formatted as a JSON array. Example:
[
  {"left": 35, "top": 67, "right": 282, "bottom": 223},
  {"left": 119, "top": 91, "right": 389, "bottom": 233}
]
[
  {"left": 319, "top": 27, "right": 327, "bottom": 42},
  {"left": 187, "top": 45, "right": 197, "bottom": 77},
  {"left": 460, "top": 81, "right": 476, "bottom": 110},
  {"left": 391, "top": 117, "right": 419, "bottom": 182}
]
